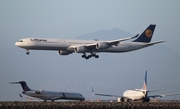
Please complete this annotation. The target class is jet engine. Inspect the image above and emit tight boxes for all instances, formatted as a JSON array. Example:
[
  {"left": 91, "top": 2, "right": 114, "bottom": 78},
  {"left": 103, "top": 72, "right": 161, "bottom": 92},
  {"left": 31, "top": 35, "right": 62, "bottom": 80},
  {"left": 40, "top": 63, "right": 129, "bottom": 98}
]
[
  {"left": 117, "top": 97, "right": 124, "bottom": 102},
  {"left": 74, "top": 46, "right": 87, "bottom": 53},
  {"left": 58, "top": 50, "right": 72, "bottom": 55},
  {"left": 35, "top": 90, "right": 41, "bottom": 94},
  {"left": 142, "top": 97, "right": 150, "bottom": 102},
  {"left": 96, "top": 42, "right": 110, "bottom": 49}
]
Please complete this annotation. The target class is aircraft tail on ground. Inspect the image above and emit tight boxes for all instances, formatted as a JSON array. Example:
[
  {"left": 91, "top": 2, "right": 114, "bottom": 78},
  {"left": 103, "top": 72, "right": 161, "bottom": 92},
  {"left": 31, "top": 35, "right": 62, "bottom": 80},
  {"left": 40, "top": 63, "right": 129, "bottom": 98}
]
[
  {"left": 142, "top": 71, "right": 147, "bottom": 90},
  {"left": 10, "top": 81, "right": 31, "bottom": 91},
  {"left": 133, "top": 25, "right": 156, "bottom": 42}
]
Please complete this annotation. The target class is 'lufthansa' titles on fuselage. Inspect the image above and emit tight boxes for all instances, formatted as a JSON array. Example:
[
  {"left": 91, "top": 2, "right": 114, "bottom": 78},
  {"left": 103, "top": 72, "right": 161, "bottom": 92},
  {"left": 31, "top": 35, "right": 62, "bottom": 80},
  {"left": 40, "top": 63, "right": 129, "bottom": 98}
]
[{"left": 31, "top": 39, "right": 47, "bottom": 42}]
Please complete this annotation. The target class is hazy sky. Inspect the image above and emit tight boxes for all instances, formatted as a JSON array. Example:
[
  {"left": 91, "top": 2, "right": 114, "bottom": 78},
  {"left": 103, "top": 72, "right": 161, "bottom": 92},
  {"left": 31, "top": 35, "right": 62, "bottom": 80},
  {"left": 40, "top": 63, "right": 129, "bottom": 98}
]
[{"left": 0, "top": 0, "right": 180, "bottom": 101}]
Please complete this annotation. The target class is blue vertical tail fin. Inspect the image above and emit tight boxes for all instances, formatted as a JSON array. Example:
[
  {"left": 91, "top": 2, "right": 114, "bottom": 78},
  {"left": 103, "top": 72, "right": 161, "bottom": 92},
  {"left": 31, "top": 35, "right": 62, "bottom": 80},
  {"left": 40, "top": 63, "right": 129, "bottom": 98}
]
[
  {"left": 133, "top": 25, "right": 156, "bottom": 42},
  {"left": 142, "top": 71, "right": 147, "bottom": 90},
  {"left": 10, "top": 81, "right": 31, "bottom": 91}
]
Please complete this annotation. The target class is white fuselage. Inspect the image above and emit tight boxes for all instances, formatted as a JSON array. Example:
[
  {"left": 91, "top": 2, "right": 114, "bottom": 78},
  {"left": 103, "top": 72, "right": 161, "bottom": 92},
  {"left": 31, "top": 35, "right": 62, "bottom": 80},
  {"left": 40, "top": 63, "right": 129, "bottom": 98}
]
[
  {"left": 15, "top": 38, "right": 144, "bottom": 53},
  {"left": 123, "top": 89, "right": 146, "bottom": 101},
  {"left": 23, "top": 90, "right": 85, "bottom": 101}
]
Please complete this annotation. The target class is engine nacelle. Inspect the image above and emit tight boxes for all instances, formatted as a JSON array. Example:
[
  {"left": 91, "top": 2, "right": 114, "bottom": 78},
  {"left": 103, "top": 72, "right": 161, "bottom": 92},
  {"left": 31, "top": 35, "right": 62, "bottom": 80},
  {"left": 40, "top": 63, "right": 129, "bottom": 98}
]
[
  {"left": 74, "top": 46, "right": 87, "bottom": 53},
  {"left": 117, "top": 97, "right": 124, "bottom": 102},
  {"left": 35, "top": 90, "right": 41, "bottom": 94},
  {"left": 96, "top": 42, "right": 110, "bottom": 49},
  {"left": 25, "top": 91, "right": 37, "bottom": 94},
  {"left": 58, "top": 50, "right": 72, "bottom": 55}
]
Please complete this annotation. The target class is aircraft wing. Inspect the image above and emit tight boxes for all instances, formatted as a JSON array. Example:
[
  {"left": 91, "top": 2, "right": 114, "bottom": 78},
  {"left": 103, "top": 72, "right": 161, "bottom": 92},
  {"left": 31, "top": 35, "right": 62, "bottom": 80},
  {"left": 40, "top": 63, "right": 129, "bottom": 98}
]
[
  {"left": 107, "top": 34, "right": 139, "bottom": 46},
  {"left": 147, "top": 89, "right": 166, "bottom": 92},
  {"left": 148, "top": 93, "right": 180, "bottom": 98},
  {"left": 69, "top": 34, "right": 139, "bottom": 51},
  {"left": 92, "top": 87, "right": 123, "bottom": 98},
  {"left": 50, "top": 97, "right": 64, "bottom": 100},
  {"left": 85, "top": 34, "right": 139, "bottom": 48},
  {"left": 93, "top": 93, "right": 123, "bottom": 98}
]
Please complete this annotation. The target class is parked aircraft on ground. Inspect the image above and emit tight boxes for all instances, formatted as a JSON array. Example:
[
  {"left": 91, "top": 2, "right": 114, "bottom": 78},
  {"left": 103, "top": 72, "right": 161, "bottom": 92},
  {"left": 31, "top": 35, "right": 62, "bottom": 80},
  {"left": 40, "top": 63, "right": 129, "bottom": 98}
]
[
  {"left": 10, "top": 81, "right": 85, "bottom": 102},
  {"left": 92, "top": 71, "right": 180, "bottom": 102},
  {"left": 15, "top": 25, "right": 165, "bottom": 59}
]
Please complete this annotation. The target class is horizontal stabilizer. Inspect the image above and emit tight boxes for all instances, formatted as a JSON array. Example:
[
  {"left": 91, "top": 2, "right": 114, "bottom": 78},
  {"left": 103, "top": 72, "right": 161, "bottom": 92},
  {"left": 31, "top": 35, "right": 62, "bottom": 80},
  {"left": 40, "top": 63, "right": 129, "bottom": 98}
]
[
  {"left": 161, "top": 93, "right": 180, "bottom": 97},
  {"left": 142, "top": 40, "right": 166, "bottom": 47},
  {"left": 10, "top": 81, "right": 31, "bottom": 91},
  {"left": 10, "top": 82, "right": 20, "bottom": 84}
]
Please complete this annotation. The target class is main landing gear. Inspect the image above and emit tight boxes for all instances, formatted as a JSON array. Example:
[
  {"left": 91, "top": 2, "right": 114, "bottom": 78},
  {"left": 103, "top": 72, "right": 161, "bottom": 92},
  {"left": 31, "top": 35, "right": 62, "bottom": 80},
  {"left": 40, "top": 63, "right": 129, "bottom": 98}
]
[
  {"left": 26, "top": 49, "right": 30, "bottom": 55},
  {"left": 82, "top": 52, "right": 99, "bottom": 60}
]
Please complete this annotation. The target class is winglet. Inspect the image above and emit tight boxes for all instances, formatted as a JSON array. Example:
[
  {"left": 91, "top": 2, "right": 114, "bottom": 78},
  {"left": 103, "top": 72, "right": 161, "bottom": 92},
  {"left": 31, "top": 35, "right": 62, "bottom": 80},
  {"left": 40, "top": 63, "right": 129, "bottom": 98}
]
[
  {"left": 132, "top": 34, "right": 139, "bottom": 39},
  {"left": 92, "top": 87, "right": 95, "bottom": 96},
  {"left": 142, "top": 71, "right": 147, "bottom": 90}
]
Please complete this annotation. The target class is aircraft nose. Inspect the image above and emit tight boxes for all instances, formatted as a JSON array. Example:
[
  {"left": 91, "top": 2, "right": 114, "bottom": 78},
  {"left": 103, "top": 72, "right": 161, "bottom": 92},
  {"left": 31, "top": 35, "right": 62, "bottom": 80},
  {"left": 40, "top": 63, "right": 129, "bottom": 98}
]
[
  {"left": 15, "top": 42, "right": 21, "bottom": 47},
  {"left": 15, "top": 42, "right": 19, "bottom": 46},
  {"left": 82, "top": 96, "right": 85, "bottom": 101}
]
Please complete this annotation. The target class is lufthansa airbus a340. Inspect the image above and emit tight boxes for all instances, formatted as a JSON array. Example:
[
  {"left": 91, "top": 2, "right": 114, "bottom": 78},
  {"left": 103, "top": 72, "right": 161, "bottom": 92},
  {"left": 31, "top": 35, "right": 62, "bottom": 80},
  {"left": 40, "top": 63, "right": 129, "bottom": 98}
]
[{"left": 15, "top": 25, "right": 165, "bottom": 59}]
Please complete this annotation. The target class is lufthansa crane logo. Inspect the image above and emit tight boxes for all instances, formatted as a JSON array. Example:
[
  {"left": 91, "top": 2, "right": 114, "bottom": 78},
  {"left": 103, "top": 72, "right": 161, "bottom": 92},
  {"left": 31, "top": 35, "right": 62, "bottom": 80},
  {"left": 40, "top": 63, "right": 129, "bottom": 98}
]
[{"left": 145, "top": 29, "right": 152, "bottom": 38}]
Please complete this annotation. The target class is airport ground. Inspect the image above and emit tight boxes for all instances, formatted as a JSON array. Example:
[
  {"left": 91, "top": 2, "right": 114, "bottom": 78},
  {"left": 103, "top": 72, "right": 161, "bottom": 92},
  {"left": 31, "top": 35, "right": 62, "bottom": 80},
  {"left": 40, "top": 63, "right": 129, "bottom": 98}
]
[{"left": 1, "top": 101, "right": 180, "bottom": 109}]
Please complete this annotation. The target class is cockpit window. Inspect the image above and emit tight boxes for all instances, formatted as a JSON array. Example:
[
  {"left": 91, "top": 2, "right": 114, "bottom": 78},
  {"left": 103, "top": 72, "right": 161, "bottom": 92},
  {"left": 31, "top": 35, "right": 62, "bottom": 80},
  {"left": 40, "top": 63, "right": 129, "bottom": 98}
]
[{"left": 18, "top": 40, "right": 23, "bottom": 42}]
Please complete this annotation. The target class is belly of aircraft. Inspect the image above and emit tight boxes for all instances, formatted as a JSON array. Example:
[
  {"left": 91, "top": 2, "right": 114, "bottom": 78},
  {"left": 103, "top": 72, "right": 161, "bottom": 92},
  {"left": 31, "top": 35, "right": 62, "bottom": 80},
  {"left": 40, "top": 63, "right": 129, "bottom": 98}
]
[{"left": 24, "top": 43, "right": 68, "bottom": 50}]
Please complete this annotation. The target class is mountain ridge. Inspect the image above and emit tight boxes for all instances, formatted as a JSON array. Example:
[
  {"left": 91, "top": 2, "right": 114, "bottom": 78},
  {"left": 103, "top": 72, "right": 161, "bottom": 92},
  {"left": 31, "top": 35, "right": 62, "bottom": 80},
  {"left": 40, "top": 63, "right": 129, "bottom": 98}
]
[{"left": 77, "top": 28, "right": 133, "bottom": 40}]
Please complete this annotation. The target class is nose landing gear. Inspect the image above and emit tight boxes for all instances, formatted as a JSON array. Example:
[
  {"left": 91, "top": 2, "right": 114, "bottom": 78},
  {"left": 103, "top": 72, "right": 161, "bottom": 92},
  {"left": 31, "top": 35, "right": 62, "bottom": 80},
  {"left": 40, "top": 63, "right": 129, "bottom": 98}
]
[{"left": 26, "top": 49, "right": 30, "bottom": 55}]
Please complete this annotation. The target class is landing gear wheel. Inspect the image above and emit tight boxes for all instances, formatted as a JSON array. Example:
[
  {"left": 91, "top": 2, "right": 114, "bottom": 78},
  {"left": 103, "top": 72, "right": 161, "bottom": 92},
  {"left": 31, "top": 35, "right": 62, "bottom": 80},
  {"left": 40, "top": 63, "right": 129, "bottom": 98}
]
[
  {"left": 26, "top": 49, "right": 30, "bottom": 55},
  {"left": 82, "top": 53, "right": 87, "bottom": 58},
  {"left": 124, "top": 98, "right": 129, "bottom": 102},
  {"left": 82, "top": 52, "right": 99, "bottom": 59},
  {"left": 82, "top": 55, "right": 86, "bottom": 58},
  {"left": 85, "top": 57, "right": 89, "bottom": 60},
  {"left": 95, "top": 55, "right": 99, "bottom": 58},
  {"left": 26, "top": 52, "right": 30, "bottom": 55},
  {"left": 88, "top": 55, "right": 92, "bottom": 58}
]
